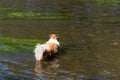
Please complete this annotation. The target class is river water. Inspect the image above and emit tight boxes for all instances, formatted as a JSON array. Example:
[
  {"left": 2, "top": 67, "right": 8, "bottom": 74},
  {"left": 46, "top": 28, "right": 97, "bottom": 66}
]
[{"left": 0, "top": 0, "right": 120, "bottom": 80}]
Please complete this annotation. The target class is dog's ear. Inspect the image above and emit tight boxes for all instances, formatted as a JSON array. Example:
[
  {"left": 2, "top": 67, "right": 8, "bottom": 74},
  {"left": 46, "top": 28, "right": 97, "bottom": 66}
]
[
  {"left": 56, "top": 34, "right": 59, "bottom": 38},
  {"left": 56, "top": 34, "right": 59, "bottom": 41}
]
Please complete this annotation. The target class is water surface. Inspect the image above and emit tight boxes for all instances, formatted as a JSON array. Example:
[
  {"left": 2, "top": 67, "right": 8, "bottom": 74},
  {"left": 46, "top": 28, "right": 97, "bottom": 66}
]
[{"left": 0, "top": 0, "right": 120, "bottom": 80}]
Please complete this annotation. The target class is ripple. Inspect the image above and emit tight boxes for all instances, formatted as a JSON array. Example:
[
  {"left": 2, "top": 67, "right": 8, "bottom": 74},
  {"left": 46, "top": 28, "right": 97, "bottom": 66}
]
[
  {"left": 0, "top": 63, "right": 16, "bottom": 77},
  {"left": 0, "top": 57, "right": 28, "bottom": 67}
]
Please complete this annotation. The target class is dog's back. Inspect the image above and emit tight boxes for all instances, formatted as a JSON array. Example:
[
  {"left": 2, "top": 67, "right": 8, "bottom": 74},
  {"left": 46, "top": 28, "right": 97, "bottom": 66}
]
[
  {"left": 34, "top": 34, "right": 60, "bottom": 61},
  {"left": 45, "top": 42, "right": 59, "bottom": 55}
]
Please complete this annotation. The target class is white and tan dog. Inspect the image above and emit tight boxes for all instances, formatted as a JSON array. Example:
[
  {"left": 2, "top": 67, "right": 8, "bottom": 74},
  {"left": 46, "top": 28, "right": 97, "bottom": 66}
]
[{"left": 34, "top": 34, "right": 60, "bottom": 61}]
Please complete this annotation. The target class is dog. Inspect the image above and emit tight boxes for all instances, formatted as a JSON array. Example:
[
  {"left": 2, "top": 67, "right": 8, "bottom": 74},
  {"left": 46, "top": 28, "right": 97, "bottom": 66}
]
[{"left": 34, "top": 34, "right": 60, "bottom": 61}]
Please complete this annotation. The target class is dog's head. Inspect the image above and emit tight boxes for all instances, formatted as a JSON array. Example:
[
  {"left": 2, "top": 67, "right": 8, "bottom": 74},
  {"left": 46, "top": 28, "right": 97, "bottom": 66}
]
[{"left": 49, "top": 34, "right": 59, "bottom": 41}]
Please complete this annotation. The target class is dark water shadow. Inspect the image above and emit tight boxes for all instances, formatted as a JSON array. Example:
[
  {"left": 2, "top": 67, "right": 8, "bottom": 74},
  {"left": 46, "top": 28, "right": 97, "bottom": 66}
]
[
  {"left": 60, "top": 47, "right": 68, "bottom": 56},
  {"left": 59, "top": 43, "right": 72, "bottom": 56}
]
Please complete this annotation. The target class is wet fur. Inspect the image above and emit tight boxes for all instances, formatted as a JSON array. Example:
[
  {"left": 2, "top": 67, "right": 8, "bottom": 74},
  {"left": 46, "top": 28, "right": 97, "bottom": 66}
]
[{"left": 34, "top": 34, "right": 60, "bottom": 61}]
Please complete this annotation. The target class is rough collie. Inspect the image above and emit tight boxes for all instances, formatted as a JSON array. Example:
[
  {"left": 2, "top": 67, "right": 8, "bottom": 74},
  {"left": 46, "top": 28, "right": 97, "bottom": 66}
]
[{"left": 34, "top": 34, "right": 60, "bottom": 61}]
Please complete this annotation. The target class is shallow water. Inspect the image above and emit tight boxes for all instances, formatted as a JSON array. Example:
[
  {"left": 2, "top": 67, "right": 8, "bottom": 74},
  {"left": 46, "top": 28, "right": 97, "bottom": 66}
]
[{"left": 0, "top": 0, "right": 120, "bottom": 80}]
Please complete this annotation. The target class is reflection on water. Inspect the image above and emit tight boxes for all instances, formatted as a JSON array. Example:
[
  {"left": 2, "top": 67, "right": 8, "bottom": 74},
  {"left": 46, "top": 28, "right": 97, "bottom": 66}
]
[
  {"left": 34, "top": 58, "right": 59, "bottom": 80},
  {"left": 34, "top": 61, "right": 43, "bottom": 73},
  {"left": 0, "top": 0, "right": 120, "bottom": 80}
]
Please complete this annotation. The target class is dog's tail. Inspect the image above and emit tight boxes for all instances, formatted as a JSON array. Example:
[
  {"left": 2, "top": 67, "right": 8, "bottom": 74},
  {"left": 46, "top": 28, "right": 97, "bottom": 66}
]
[{"left": 34, "top": 44, "right": 46, "bottom": 61}]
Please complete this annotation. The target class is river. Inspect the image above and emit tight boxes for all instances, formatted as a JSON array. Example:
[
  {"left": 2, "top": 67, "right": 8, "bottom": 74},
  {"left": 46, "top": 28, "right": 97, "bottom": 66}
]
[{"left": 0, "top": 0, "right": 120, "bottom": 80}]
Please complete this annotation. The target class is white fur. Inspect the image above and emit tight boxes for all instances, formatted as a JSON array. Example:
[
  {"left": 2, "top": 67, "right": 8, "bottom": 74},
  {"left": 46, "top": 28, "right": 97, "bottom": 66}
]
[
  {"left": 46, "top": 38, "right": 59, "bottom": 46},
  {"left": 34, "top": 44, "right": 46, "bottom": 61}
]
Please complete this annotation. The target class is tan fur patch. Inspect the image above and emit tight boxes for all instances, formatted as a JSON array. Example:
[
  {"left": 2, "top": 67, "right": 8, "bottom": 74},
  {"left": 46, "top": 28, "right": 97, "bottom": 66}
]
[{"left": 46, "top": 42, "right": 58, "bottom": 53}]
